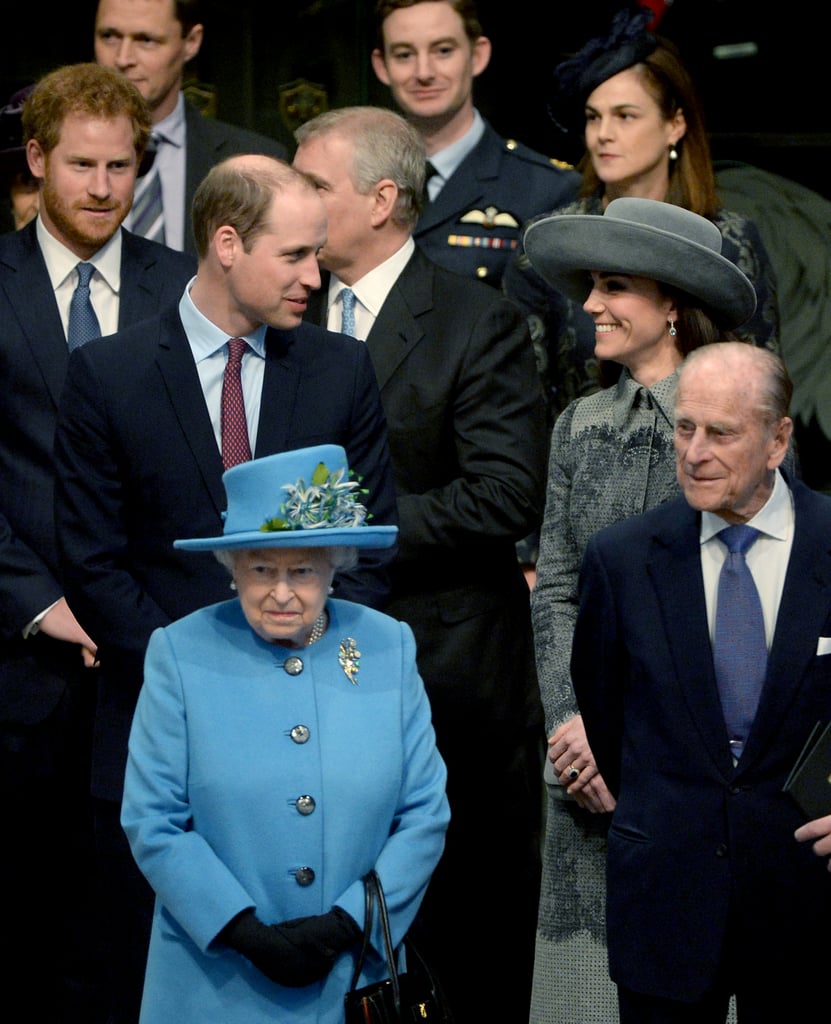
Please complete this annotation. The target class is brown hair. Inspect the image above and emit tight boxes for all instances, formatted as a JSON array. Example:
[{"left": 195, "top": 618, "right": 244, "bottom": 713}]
[
  {"left": 191, "top": 157, "right": 316, "bottom": 260},
  {"left": 579, "top": 36, "right": 719, "bottom": 217},
  {"left": 374, "top": 0, "right": 483, "bottom": 48},
  {"left": 22, "top": 62, "right": 151, "bottom": 161}
]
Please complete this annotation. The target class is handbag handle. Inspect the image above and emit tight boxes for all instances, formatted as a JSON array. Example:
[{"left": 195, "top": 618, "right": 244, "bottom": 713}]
[
  {"left": 347, "top": 870, "right": 402, "bottom": 1014},
  {"left": 370, "top": 870, "right": 402, "bottom": 1013},
  {"left": 348, "top": 869, "right": 376, "bottom": 992}
]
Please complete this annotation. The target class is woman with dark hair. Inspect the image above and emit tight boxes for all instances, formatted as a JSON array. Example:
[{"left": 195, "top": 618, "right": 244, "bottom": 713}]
[{"left": 504, "top": 4, "right": 779, "bottom": 423}]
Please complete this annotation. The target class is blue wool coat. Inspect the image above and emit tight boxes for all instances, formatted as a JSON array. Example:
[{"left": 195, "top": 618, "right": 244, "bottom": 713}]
[{"left": 122, "top": 597, "right": 449, "bottom": 1024}]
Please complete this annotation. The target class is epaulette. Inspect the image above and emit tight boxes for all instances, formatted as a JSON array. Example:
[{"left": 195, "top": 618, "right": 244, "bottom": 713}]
[{"left": 503, "top": 138, "right": 575, "bottom": 171}]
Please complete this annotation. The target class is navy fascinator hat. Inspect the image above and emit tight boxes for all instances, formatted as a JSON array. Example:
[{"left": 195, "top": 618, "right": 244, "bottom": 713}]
[{"left": 548, "top": 5, "right": 657, "bottom": 136}]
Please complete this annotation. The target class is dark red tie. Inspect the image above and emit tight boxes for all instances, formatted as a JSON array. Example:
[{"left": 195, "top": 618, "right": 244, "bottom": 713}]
[{"left": 221, "top": 338, "right": 252, "bottom": 469}]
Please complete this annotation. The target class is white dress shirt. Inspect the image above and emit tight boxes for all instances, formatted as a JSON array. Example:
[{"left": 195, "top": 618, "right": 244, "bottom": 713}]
[
  {"left": 36, "top": 216, "right": 122, "bottom": 339},
  {"left": 700, "top": 469, "right": 795, "bottom": 648},
  {"left": 325, "top": 238, "right": 415, "bottom": 341}
]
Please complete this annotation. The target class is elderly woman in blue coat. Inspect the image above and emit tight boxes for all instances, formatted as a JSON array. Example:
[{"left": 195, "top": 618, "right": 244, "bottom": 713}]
[{"left": 120, "top": 444, "right": 450, "bottom": 1024}]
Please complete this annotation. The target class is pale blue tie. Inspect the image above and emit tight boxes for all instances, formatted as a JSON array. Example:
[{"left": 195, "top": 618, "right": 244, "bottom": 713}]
[
  {"left": 713, "top": 524, "right": 767, "bottom": 759},
  {"left": 67, "top": 262, "right": 101, "bottom": 351},
  {"left": 340, "top": 287, "right": 356, "bottom": 337},
  {"left": 131, "top": 135, "right": 165, "bottom": 243}
]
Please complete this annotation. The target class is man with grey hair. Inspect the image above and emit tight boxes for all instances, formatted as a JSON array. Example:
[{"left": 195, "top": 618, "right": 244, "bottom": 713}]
[
  {"left": 571, "top": 342, "right": 831, "bottom": 1020},
  {"left": 295, "top": 104, "right": 547, "bottom": 1024}
]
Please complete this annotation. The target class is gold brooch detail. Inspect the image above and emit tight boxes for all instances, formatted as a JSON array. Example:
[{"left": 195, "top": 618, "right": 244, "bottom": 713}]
[{"left": 338, "top": 637, "right": 361, "bottom": 684}]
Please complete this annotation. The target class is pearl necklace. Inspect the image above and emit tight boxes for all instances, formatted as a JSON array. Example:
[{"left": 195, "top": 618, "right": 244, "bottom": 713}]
[{"left": 306, "top": 610, "right": 328, "bottom": 646}]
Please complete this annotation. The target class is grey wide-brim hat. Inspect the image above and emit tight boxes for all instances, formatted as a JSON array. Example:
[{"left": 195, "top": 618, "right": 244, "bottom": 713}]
[
  {"left": 175, "top": 444, "right": 398, "bottom": 552},
  {"left": 523, "top": 196, "right": 757, "bottom": 330}
]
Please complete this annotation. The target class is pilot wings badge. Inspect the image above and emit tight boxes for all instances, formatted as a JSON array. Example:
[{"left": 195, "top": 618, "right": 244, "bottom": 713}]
[{"left": 459, "top": 206, "right": 520, "bottom": 228}]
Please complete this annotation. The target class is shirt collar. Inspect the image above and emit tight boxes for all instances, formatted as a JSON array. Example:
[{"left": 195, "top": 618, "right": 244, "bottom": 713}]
[
  {"left": 428, "top": 108, "right": 485, "bottom": 183},
  {"left": 612, "top": 366, "right": 679, "bottom": 429},
  {"left": 327, "top": 237, "right": 415, "bottom": 318},
  {"left": 152, "top": 92, "right": 185, "bottom": 149},
  {"left": 36, "top": 215, "right": 123, "bottom": 293},
  {"left": 700, "top": 468, "right": 793, "bottom": 544},
  {"left": 179, "top": 278, "right": 268, "bottom": 362}
]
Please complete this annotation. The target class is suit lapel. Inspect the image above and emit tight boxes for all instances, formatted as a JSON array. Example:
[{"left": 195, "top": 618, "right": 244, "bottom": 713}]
[
  {"left": 0, "top": 224, "right": 69, "bottom": 407},
  {"left": 744, "top": 483, "right": 831, "bottom": 761},
  {"left": 415, "top": 129, "right": 499, "bottom": 234},
  {"left": 365, "top": 250, "right": 431, "bottom": 389},
  {"left": 646, "top": 499, "right": 735, "bottom": 772},
  {"left": 253, "top": 327, "right": 300, "bottom": 456},
  {"left": 117, "top": 228, "right": 165, "bottom": 326},
  {"left": 153, "top": 310, "right": 227, "bottom": 515}
]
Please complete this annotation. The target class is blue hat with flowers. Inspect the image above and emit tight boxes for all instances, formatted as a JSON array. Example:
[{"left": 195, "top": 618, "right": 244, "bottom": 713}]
[{"left": 174, "top": 445, "right": 398, "bottom": 551}]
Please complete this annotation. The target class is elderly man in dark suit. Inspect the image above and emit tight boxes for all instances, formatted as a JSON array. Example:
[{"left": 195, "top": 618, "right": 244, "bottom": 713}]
[
  {"left": 53, "top": 155, "right": 397, "bottom": 1024},
  {"left": 293, "top": 104, "right": 547, "bottom": 1024},
  {"left": 95, "top": 0, "right": 287, "bottom": 257},
  {"left": 0, "top": 62, "right": 195, "bottom": 1022},
  {"left": 571, "top": 342, "right": 831, "bottom": 1021}
]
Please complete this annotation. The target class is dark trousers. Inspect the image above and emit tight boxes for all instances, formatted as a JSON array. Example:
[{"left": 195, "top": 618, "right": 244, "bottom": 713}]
[
  {"left": 409, "top": 727, "right": 544, "bottom": 1024},
  {"left": 93, "top": 798, "right": 155, "bottom": 1024},
  {"left": 0, "top": 673, "right": 108, "bottom": 1023},
  {"left": 617, "top": 898, "right": 827, "bottom": 1023}
]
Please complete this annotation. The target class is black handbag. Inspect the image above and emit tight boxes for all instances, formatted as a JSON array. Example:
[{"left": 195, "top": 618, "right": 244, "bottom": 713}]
[{"left": 344, "top": 870, "right": 454, "bottom": 1024}]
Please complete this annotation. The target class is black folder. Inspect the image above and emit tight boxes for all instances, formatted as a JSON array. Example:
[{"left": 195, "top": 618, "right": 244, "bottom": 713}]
[{"left": 783, "top": 720, "right": 831, "bottom": 819}]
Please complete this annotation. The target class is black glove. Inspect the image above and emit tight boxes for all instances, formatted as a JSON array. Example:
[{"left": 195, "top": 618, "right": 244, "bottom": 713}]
[{"left": 220, "top": 906, "right": 362, "bottom": 987}]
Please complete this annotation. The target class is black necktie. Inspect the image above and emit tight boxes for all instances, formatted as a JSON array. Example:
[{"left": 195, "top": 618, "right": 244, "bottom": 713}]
[{"left": 422, "top": 161, "right": 438, "bottom": 206}]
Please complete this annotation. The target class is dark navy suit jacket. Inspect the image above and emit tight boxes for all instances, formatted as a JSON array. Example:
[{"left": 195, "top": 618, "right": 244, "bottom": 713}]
[
  {"left": 53, "top": 306, "right": 397, "bottom": 799},
  {"left": 572, "top": 479, "right": 831, "bottom": 1000},
  {"left": 0, "top": 221, "right": 195, "bottom": 726}
]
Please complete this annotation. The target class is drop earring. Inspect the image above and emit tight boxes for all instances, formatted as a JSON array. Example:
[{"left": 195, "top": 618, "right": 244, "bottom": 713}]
[
  {"left": 669, "top": 145, "right": 678, "bottom": 161},
  {"left": 668, "top": 319, "right": 677, "bottom": 337}
]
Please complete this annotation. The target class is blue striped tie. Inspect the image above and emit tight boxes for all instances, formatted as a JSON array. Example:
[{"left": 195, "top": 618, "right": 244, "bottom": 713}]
[
  {"left": 67, "top": 262, "right": 101, "bottom": 351},
  {"left": 131, "top": 135, "right": 165, "bottom": 243}
]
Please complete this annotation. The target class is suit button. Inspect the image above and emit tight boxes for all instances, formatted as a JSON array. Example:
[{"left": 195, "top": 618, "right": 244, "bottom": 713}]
[
  {"left": 284, "top": 656, "right": 304, "bottom": 676},
  {"left": 715, "top": 844, "right": 728, "bottom": 858},
  {"left": 475, "top": 266, "right": 488, "bottom": 279},
  {"left": 295, "top": 866, "right": 315, "bottom": 886},
  {"left": 290, "top": 725, "right": 310, "bottom": 744},
  {"left": 295, "top": 794, "right": 316, "bottom": 815}
]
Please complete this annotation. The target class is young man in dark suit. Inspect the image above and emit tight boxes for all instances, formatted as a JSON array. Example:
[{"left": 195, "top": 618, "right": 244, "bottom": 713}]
[
  {"left": 293, "top": 104, "right": 547, "bottom": 1024},
  {"left": 94, "top": 0, "right": 287, "bottom": 257},
  {"left": 53, "top": 154, "right": 397, "bottom": 1024},
  {"left": 572, "top": 342, "right": 831, "bottom": 1020},
  {"left": 0, "top": 61, "right": 195, "bottom": 1023}
]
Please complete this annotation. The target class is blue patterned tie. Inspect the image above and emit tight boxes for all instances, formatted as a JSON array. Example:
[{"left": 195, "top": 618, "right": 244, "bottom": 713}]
[
  {"left": 67, "top": 262, "right": 101, "bottom": 351},
  {"left": 713, "top": 524, "right": 767, "bottom": 759},
  {"left": 131, "top": 135, "right": 165, "bottom": 243},
  {"left": 340, "top": 287, "right": 356, "bottom": 337}
]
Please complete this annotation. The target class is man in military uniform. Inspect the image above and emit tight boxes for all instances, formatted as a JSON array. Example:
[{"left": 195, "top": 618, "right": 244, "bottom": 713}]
[{"left": 372, "top": 0, "right": 580, "bottom": 288}]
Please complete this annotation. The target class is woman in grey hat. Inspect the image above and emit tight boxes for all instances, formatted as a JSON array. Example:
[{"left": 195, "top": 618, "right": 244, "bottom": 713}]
[
  {"left": 120, "top": 444, "right": 449, "bottom": 1024},
  {"left": 524, "top": 196, "right": 758, "bottom": 1024},
  {"left": 503, "top": 4, "right": 779, "bottom": 425}
]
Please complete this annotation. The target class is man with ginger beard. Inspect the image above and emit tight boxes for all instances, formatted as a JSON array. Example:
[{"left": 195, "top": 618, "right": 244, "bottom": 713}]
[{"left": 0, "top": 61, "right": 195, "bottom": 1022}]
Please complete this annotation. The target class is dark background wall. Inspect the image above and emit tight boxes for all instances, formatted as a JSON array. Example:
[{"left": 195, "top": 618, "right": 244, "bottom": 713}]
[{"left": 2, "top": 1, "right": 827, "bottom": 197}]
